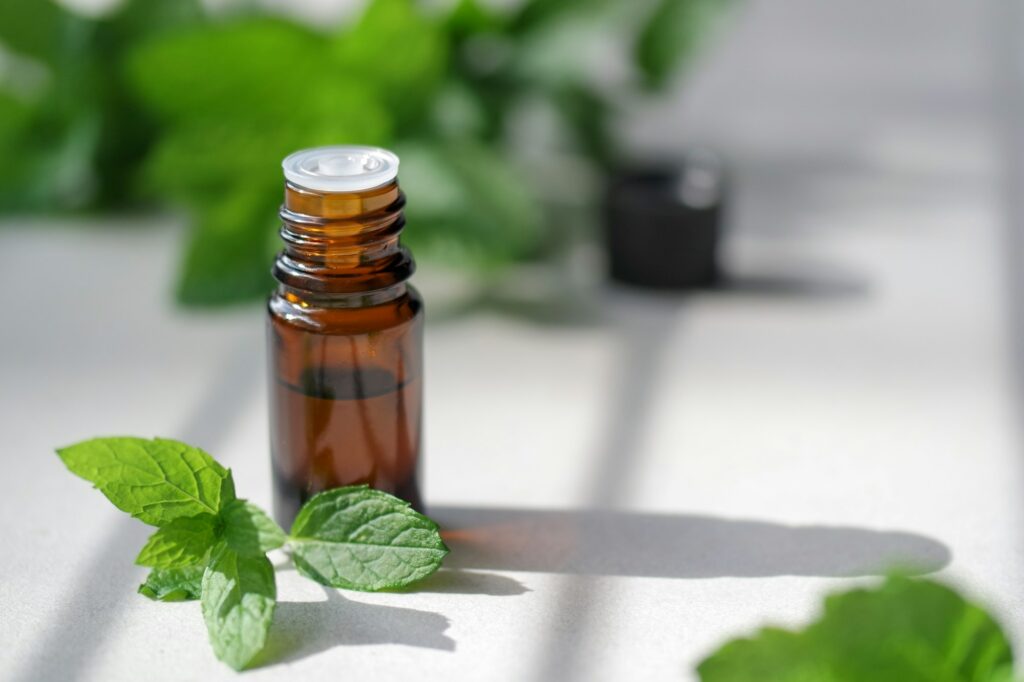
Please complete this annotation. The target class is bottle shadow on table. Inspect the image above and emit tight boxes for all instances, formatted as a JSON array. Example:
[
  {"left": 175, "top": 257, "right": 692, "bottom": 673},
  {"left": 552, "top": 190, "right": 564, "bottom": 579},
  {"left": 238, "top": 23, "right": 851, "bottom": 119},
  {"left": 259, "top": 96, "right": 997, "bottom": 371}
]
[
  {"left": 407, "top": 568, "right": 530, "bottom": 596},
  {"left": 431, "top": 506, "right": 951, "bottom": 578}
]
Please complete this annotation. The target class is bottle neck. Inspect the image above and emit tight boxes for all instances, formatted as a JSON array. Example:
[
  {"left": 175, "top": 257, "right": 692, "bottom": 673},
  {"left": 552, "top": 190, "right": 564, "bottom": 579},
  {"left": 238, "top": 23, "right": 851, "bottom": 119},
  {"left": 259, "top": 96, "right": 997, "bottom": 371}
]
[{"left": 273, "top": 180, "right": 415, "bottom": 300}]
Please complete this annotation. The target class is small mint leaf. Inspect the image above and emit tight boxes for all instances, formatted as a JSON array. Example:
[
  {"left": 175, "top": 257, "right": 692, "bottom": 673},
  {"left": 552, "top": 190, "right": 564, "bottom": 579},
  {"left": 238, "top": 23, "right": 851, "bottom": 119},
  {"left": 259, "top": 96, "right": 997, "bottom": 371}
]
[
  {"left": 201, "top": 542, "right": 276, "bottom": 671},
  {"left": 288, "top": 486, "right": 448, "bottom": 591},
  {"left": 56, "top": 437, "right": 235, "bottom": 526},
  {"left": 136, "top": 514, "right": 218, "bottom": 568},
  {"left": 138, "top": 565, "right": 205, "bottom": 602},
  {"left": 221, "top": 499, "right": 286, "bottom": 557}
]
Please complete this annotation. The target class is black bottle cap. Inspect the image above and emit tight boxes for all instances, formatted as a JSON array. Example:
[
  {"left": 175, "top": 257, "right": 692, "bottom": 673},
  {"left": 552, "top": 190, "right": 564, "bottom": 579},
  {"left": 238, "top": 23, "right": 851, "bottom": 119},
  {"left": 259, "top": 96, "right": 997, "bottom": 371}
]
[{"left": 604, "top": 152, "right": 725, "bottom": 289}]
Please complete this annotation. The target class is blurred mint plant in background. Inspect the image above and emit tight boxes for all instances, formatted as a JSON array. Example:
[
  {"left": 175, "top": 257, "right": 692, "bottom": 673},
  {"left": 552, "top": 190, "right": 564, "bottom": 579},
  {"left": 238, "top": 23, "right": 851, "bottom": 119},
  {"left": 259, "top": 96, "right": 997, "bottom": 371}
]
[{"left": 0, "top": 0, "right": 730, "bottom": 305}]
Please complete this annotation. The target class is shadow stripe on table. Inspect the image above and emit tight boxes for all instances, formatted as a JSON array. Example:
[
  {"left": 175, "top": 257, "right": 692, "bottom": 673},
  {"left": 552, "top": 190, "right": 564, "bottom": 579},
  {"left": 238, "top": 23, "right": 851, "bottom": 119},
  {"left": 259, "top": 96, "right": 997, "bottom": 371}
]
[{"left": 12, "top": 335, "right": 261, "bottom": 682}]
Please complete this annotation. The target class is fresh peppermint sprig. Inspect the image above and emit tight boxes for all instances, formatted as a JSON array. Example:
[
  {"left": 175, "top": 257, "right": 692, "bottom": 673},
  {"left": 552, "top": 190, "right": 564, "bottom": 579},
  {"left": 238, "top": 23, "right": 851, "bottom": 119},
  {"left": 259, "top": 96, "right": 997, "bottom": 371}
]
[{"left": 56, "top": 436, "right": 448, "bottom": 670}]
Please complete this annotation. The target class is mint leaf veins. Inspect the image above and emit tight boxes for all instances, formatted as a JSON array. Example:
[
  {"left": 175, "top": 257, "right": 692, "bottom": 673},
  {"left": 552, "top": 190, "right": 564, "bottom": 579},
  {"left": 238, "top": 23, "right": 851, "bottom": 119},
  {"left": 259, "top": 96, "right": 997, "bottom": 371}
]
[
  {"left": 201, "top": 542, "right": 276, "bottom": 671},
  {"left": 139, "top": 565, "right": 205, "bottom": 602},
  {"left": 221, "top": 499, "right": 286, "bottom": 557},
  {"left": 56, "top": 437, "right": 235, "bottom": 526},
  {"left": 135, "top": 514, "right": 219, "bottom": 568},
  {"left": 55, "top": 436, "right": 448, "bottom": 671},
  {"left": 289, "top": 486, "right": 449, "bottom": 591}
]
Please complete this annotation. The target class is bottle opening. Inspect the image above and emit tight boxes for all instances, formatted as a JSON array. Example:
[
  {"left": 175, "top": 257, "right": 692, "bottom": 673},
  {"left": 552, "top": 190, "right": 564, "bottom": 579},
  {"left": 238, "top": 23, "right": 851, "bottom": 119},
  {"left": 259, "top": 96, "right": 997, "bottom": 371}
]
[{"left": 283, "top": 145, "right": 399, "bottom": 192}]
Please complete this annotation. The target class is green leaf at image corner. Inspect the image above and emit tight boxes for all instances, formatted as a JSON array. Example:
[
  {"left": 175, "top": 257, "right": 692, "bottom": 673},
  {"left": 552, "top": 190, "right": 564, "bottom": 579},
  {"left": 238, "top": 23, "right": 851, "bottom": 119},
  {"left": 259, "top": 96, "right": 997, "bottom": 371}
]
[
  {"left": 56, "top": 437, "right": 235, "bottom": 526},
  {"left": 201, "top": 542, "right": 276, "bottom": 671},
  {"left": 697, "top": 576, "right": 1014, "bottom": 682},
  {"left": 697, "top": 627, "right": 836, "bottom": 682},
  {"left": 222, "top": 499, "right": 286, "bottom": 557},
  {"left": 289, "top": 486, "right": 448, "bottom": 591},
  {"left": 139, "top": 565, "right": 205, "bottom": 602},
  {"left": 136, "top": 514, "right": 219, "bottom": 568}
]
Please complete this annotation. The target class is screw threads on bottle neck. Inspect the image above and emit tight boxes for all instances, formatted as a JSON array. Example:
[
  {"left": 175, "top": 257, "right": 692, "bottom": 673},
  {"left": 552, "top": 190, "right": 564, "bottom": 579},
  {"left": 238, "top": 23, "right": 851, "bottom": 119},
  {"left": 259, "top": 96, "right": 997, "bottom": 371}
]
[{"left": 273, "top": 180, "right": 415, "bottom": 296}]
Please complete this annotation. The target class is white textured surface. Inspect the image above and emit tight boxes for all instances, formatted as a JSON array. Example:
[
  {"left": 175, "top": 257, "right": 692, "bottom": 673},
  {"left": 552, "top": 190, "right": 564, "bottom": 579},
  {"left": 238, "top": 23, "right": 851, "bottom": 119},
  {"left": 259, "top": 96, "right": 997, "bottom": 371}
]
[{"left": 2, "top": 1, "right": 1023, "bottom": 680}]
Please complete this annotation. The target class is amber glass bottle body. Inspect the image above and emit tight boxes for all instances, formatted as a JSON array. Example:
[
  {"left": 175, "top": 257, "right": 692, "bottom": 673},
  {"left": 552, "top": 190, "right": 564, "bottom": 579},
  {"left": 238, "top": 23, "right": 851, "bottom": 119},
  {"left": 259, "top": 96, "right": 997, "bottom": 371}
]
[{"left": 267, "top": 178, "right": 423, "bottom": 527}]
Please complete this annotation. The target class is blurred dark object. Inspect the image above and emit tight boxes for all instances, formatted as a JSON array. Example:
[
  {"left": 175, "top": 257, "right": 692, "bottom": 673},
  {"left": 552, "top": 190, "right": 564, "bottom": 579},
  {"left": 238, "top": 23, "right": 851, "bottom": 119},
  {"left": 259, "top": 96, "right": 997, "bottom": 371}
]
[{"left": 605, "top": 152, "right": 725, "bottom": 289}]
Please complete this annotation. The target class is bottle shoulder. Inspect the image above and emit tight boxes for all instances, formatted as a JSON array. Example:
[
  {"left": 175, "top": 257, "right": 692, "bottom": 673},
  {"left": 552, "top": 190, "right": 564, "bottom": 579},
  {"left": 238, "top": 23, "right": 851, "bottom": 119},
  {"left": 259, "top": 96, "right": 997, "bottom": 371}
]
[{"left": 268, "top": 285, "right": 422, "bottom": 335}]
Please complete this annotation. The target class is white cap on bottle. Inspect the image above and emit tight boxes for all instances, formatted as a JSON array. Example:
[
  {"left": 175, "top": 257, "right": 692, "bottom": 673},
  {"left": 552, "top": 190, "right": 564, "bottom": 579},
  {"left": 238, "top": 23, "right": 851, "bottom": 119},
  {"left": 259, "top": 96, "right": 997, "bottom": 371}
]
[{"left": 282, "top": 145, "right": 400, "bottom": 192}]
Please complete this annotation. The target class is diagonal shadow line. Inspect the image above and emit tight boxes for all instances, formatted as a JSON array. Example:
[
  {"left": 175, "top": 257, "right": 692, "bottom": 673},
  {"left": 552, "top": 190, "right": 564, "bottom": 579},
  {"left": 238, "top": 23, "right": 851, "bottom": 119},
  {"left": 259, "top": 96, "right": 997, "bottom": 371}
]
[
  {"left": 584, "top": 289, "right": 681, "bottom": 508},
  {"left": 12, "top": 332, "right": 262, "bottom": 682},
  {"left": 515, "top": 288, "right": 943, "bottom": 681},
  {"left": 532, "top": 290, "right": 684, "bottom": 682}
]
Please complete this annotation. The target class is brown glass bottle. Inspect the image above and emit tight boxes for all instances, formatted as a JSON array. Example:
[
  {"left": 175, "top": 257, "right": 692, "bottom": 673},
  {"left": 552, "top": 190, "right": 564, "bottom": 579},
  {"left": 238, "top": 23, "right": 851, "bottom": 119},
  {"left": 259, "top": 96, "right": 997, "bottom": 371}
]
[{"left": 267, "top": 147, "right": 423, "bottom": 527}]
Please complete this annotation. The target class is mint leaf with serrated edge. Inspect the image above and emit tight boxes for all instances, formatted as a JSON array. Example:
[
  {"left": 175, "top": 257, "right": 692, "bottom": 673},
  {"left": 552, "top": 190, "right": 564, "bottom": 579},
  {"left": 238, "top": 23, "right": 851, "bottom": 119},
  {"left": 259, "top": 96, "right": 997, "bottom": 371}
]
[
  {"left": 56, "top": 437, "right": 235, "bottom": 526},
  {"left": 139, "top": 565, "right": 205, "bottom": 602},
  {"left": 56, "top": 437, "right": 450, "bottom": 670},
  {"left": 136, "top": 514, "right": 219, "bottom": 568},
  {"left": 201, "top": 542, "right": 276, "bottom": 671},
  {"left": 222, "top": 499, "right": 286, "bottom": 557},
  {"left": 288, "top": 486, "right": 449, "bottom": 591},
  {"left": 697, "top": 575, "right": 1014, "bottom": 682}
]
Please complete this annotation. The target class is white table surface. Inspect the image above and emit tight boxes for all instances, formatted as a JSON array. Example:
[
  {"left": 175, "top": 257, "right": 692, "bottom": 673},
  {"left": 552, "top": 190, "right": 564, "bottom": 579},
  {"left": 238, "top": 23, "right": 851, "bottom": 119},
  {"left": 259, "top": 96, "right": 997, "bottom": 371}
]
[{"left": 3, "top": 1, "right": 1023, "bottom": 680}]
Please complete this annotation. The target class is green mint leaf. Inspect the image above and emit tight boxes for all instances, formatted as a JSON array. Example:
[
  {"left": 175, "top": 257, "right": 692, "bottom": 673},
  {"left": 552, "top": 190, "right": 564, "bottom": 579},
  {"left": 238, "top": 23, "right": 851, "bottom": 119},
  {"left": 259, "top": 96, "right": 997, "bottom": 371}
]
[
  {"left": 511, "top": 0, "right": 613, "bottom": 35},
  {"left": 56, "top": 437, "right": 235, "bottom": 526},
  {"left": 135, "top": 514, "right": 219, "bottom": 568},
  {"left": 697, "top": 627, "right": 828, "bottom": 682},
  {"left": 634, "top": 0, "right": 729, "bottom": 90},
  {"left": 222, "top": 499, "right": 286, "bottom": 557},
  {"left": 987, "top": 667, "right": 1020, "bottom": 682},
  {"left": 138, "top": 565, "right": 205, "bottom": 602},
  {"left": 201, "top": 542, "right": 276, "bottom": 671},
  {"left": 697, "top": 576, "right": 1014, "bottom": 682},
  {"left": 0, "top": 0, "right": 72, "bottom": 65},
  {"left": 331, "top": 0, "right": 448, "bottom": 121},
  {"left": 288, "top": 486, "right": 448, "bottom": 591},
  {"left": 126, "top": 18, "right": 330, "bottom": 125},
  {"left": 397, "top": 141, "right": 542, "bottom": 268}
]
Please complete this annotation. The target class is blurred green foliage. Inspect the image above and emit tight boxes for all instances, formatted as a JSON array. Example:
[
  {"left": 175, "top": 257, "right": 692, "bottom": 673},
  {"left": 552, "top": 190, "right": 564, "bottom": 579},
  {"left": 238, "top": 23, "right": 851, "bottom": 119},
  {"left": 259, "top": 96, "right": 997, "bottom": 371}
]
[
  {"left": 0, "top": 0, "right": 728, "bottom": 305},
  {"left": 698, "top": 575, "right": 1017, "bottom": 682}
]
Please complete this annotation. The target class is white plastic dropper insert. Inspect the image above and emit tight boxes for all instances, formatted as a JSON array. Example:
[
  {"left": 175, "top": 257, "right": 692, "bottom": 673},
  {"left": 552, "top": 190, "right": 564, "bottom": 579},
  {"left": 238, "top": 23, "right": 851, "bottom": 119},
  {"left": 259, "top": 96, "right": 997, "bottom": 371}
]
[{"left": 282, "top": 145, "right": 400, "bottom": 192}]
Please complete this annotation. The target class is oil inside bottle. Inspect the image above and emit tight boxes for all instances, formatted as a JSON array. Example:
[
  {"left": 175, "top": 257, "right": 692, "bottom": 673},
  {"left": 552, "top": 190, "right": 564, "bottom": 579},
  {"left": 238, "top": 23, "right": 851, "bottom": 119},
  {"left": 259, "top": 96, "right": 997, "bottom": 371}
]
[{"left": 268, "top": 293, "right": 423, "bottom": 527}]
